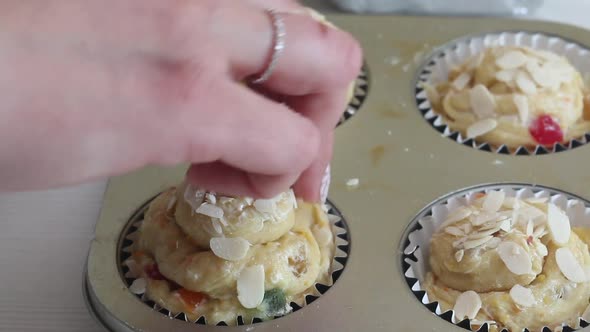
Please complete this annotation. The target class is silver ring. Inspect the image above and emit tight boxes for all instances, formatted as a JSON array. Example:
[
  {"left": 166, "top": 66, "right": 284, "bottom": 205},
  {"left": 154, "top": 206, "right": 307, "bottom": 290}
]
[{"left": 251, "top": 9, "right": 286, "bottom": 84}]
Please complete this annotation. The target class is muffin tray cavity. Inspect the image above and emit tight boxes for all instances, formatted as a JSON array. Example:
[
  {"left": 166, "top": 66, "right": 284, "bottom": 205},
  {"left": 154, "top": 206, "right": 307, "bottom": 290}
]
[{"left": 85, "top": 15, "right": 590, "bottom": 332}]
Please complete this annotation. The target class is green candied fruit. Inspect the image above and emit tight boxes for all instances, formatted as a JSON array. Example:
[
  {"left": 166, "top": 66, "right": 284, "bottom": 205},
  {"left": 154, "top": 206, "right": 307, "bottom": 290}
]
[{"left": 257, "top": 289, "right": 291, "bottom": 317}]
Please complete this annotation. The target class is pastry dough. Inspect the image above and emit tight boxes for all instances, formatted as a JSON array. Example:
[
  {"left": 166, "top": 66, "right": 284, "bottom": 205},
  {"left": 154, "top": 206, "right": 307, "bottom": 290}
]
[
  {"left": 426, "top": 46, "right": 590, "bottom": 148},
  {"left": 129, "top": 184, "right": 335, "bottom": 325},
  {"left": 424, "top": 193, "right": 590, "bottom": 332}
]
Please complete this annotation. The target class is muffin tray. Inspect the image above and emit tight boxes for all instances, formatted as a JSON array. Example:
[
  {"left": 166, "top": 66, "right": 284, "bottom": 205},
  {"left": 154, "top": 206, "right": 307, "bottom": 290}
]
[{"left": 85, "top": 15, "right": 590, "bottom": 332}]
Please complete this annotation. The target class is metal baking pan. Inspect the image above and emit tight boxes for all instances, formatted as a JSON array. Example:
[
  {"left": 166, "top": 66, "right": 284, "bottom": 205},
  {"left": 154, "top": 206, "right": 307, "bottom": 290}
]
[{"left": 85, "top": 15, "right": 590, "bottom": 332}]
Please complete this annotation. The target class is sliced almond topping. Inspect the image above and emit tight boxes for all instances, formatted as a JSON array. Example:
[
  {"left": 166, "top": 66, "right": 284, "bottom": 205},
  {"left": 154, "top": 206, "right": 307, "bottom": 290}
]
[
  {"left": 313, "top": 226, "right": 333, "bottom": 246},
  {"left": 167, "top": 196, "right": 177, "bottom": 211},
  {"left": 205, "top": 193, "right": 217, "bottom": 204},
  {"left": 467, "top": 119, "right": 498, "bottom": 139},
  {"left": 455, "top": 249, "right": 465, "bottom": 262},
  {"left": 513, "top": 94, "right": 529, "bottom": 125},
  {"left": 464, "top": 235, "right": 494, "bottom": 249},
  {"left": 485, "top": 237, "right": 502, "bottom": 249},
  {"left": 509, "top": 284, "right": 536, "bottom": 307},
  {"left": 453, "top": 291, "right": 482, "bottom": 320},
  {"left": 536, "top": 242, "right": 548, "bottom": 257},
  {"left": 129, "top": 278, "right": 147, "bottom": 295},
  {"left": 547, "top": 203, "right": 571, "bottom": 246},
  {"left": 497, "top": 241, "right": 532, "bottom": 275},
  {"left": 499, "top": 218, "right": 512, "bottom": 232},
  {"left": 196, "top": 203, "right": 224, "bottom": 219},
  {"left": 288, "top": 189, "right": 298, "bottom": 209},
  {"left": 533, "top": 225, "right": 546, "bottom": 238},
  {"left": 211, "top": 219, "right": 223, "bottom": 234},
  {"left": 210, "top": 237, "right": 250, "bottom": 261},
  {"left": 453, "top": 237, "right": 468, "bottom": 249},
  {"left": 469, "top": 85, "right": 497, "bottom": 119},
  {"left": 237, "top": 265, "right": 265, "bottom": 309},
  {"left": 460, "top": 223, "right": 473, "bottom": 234},
  {"left": 445, "top": 226, "right": 465, "bottom": 237},
  {"left": 253, "top": 198, "right": 276, "bottom": 214},
  {"left": 469, "top": 226, "right": 501, "bottom": 240},
  {"left": 516, "top": 71, "right": 538, "bottom": 95},
  {"left": 496, "top": 50, "right": 528, "bottom": 69},
  {"left": 495, "top": 69, "right": 517, "bottom": 82},
  {"left": 536, "top": 50, "right": 562, "bottom": 62},
  {"left": 555, "top": 248, "right": 587, "bottom": 283},
  {"left": 441, "top": 207, "right": 473, "bottom": 228},
  {"left": 526, "top": 219, "right": 534, "bottom": 237},
  {"left": 483, "top": 191, "right": 505, "bottom": 213},
  {"left": 452, "top": 72, "right": 472, "bottom": 90},
  {"left": 471, "top": 212, "right": 497, "bottom": 226}
]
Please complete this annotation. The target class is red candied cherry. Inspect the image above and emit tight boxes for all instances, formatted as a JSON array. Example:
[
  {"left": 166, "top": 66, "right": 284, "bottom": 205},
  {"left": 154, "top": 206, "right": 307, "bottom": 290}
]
[
  {"left": 529, "top": 115, "right": 564, "bottom": 146},
  {"left": 145, "top": 263, "right": 165, "bottom": 280}
]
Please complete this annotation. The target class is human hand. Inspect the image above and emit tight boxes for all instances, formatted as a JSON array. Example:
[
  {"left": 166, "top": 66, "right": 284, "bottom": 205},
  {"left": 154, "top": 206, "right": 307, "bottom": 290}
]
[{"left": 0, "top": 0, "right": 361, "bottom": 201}]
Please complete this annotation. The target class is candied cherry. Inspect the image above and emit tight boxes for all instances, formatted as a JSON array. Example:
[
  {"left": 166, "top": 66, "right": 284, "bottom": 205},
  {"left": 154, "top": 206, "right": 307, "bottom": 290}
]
[
  {"left": 529, "top": 115, "right": 564, "bottom": 146},
  {"left": 177, "top": 288, "right": 207, "bottom": 309}
]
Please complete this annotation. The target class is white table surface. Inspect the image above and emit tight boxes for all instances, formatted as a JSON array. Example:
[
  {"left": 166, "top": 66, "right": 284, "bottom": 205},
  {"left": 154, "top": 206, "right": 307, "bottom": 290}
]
[{"left": 1, "top": 1, "right": 589, "bottom": 331}]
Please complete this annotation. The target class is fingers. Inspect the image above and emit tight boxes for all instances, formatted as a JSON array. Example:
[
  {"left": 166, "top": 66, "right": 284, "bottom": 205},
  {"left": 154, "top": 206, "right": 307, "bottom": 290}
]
[
  {"left": 186, "top": 162, "right": 299, "bottom": 198},
  {"left": 176, "top": 81, "right": 320, "bottom": 197},
  {"left": 221, "top": 7, "right": 362, "bottom": 95},
  {"left": 289, "top": 89, "right": 349, "bottom": 201}
]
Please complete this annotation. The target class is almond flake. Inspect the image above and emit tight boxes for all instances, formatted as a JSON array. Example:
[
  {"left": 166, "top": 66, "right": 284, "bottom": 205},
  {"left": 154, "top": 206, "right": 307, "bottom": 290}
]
[
  {"left": 453, "top": 291, "right": 482, "bottom": 320},
  {"left": 471, "top": 212, "right": 497, "bottom": 226},
  {"left": 313, "top": 226, "right": 333, "bottom": 246},
  {"left": 496, "top": 50, "right": 528, "bottom": 69},
  {"left": 526, "top": 219, "right": 534, "bottom": 236},
  {"left": 196, "top": 203, "right": 224, "bottom": 219},
  {"left": 495, "top": 69, "right": 517, "bottom": 82},
  {"left": 483, "top": 191, "right": 505, "bottom": 213},
  {"left": 547, "top": 203, "right": 571, "bottom": 246},
  {"left": 469, "top": 85, "right": 497, "bottom": 119},
  {"left": 453, "top": 237, "right": 468, "bottom": 249},
  {"left": 205, "top": 193, "right": 216, "bottom": 204},
  {"left": 464, "top": 235, "right": 494, "bottom": 249},
  {"left": 455, "top": 249, "right": 465, "bottom": 262},
  {"left": 516, "top": 71, "right": 538, "bottom": 95},
  {"left": 555, "top": 248, "right": 587, "bottom": 283},
  {"left": 509, "top": 285, "right": 536, "bottom": 307},
  {"left": 536, "top": 242, "right": 548, "bottom": 256},
  {"left": 497, "top": 241, "right": 532, "bottom": 275},
  {"left": 445, "top": 226, "right": 465, "bottom": 236},
  {"left": 210, "top": 237, "right": 250, "bottom": 261},
  {"left": 253, "top": 198, "right": 276, "bottom": 214},
  {"left": 441, "top": 207, "right": 473, "bottom": 228},
  {"left": 470, "top": 227, "right": 501, "bottom": 240},
  {"left": 346, "top": 178, "right": 360, "bottom": 188},
  {"left": 237, "top": 265, "right": 265, "bottom": 309},
  {"left": 533, "top": 225, "right": 546, "bottom": 238},
  {"left": 485, "top": 237, "right": 502, "bottom": 249},
  {"left": 513, "top": 94, "right": 529, "bottom": 125},
  {"left": 467, "top": 119, "right": 498, "bottom": 139},
  {"left": 460, "top": 223, "right": 473, "bottom": 234},
  {"left": 129, "top": 278, "right": 147, "bottom": 295},
  {"left": 536, "top": 50, "right": 562, "bottom": 62},
  {"left": 211, "top": 219, "right": 223, "bottom": 234},
  {"left": 499, "top": 218, "right": 512, "bottom": 232},
  {"left": 452, "top": 72, "right": 472, "bottom": 90}
]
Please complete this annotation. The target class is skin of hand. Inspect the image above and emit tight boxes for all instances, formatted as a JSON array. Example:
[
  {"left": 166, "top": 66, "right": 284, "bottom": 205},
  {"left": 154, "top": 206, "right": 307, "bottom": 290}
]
[{"left": 0, "top": 0, "right": 362, "bottom": 201}]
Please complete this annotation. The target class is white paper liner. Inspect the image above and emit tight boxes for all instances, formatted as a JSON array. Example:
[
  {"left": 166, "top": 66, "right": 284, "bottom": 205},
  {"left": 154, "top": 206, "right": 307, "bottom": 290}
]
[
  {"left": 415, "top": 31, "right": 590, "bottom": 155},
  {"left": 402, "top": 184, "right": 590, "bottom": 332},
  {"left": 338, "top": 63, "right": 369, "bottom": 126},
  {"left": 119, "top": 195, "right": 349, "bottom": 326}
]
